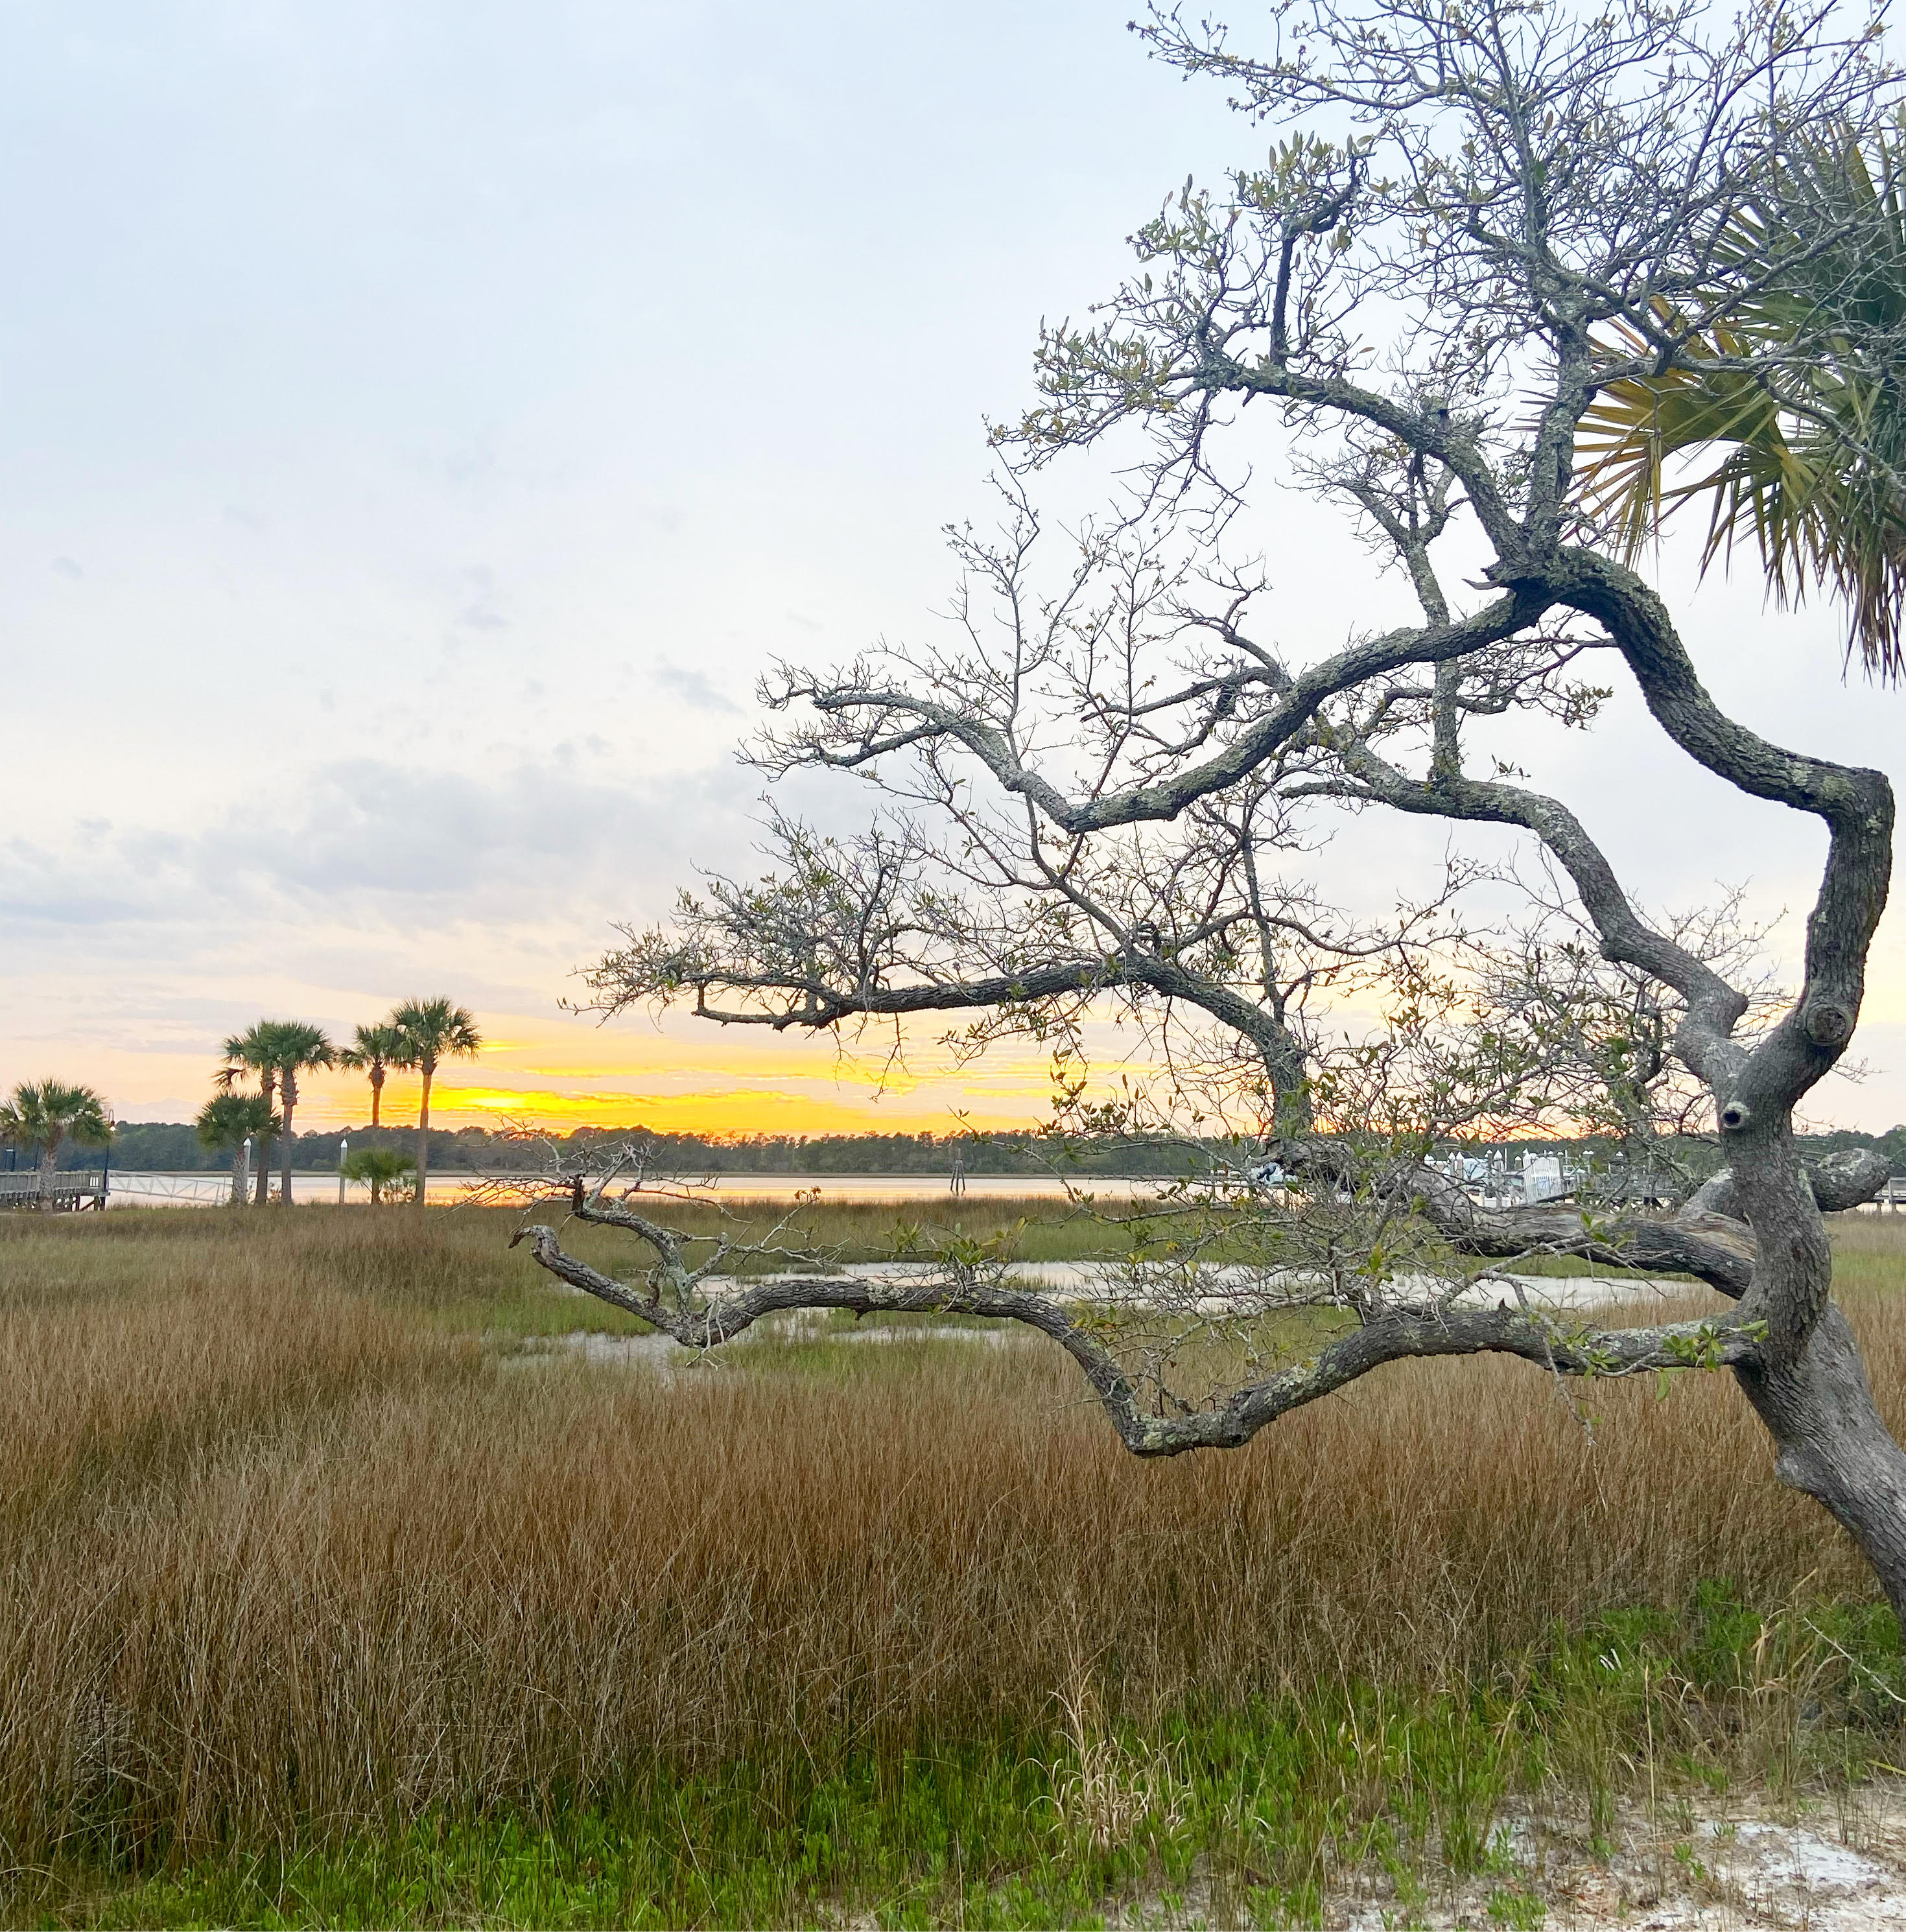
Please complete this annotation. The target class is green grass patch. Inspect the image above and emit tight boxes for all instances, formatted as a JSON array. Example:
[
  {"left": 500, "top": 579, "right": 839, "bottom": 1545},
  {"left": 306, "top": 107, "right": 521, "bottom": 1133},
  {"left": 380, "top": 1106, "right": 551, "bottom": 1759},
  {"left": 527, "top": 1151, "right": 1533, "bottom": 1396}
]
[{"left": 28, "top": 1585, "right": 1906, "bottom": 1929}]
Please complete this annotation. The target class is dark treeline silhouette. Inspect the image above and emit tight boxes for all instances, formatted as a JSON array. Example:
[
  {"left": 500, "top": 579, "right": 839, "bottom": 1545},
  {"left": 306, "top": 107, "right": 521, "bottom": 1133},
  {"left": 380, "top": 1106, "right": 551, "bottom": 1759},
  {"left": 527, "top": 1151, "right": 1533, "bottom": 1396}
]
[
  {"left": 27, "top": 1120, "right": 1906, "bottom": 1179},
  {"left": 74, "top": 1124, "right": 1181, "bottom": 1177}
]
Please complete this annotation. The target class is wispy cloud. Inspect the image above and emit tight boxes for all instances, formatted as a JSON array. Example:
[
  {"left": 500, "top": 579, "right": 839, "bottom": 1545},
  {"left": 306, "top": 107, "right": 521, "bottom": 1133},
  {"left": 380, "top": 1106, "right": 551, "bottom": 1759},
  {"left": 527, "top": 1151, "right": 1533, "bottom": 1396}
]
[
  {"left": 653, "top": 662, "right": 742, "bottom": 713},
  {"left": 454, "top": 565, "right": 510, "bottom": 632},
  {"left": 0, "top": 753, "right": 755, "bottom": 940}
]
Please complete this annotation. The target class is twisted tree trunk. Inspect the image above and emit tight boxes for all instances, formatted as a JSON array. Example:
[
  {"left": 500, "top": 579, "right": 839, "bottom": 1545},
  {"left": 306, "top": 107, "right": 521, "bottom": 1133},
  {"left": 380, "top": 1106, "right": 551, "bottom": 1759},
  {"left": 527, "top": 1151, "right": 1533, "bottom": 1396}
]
[{"left": 1735, "top": 1306, "right": 1906, "bottom": 1616}]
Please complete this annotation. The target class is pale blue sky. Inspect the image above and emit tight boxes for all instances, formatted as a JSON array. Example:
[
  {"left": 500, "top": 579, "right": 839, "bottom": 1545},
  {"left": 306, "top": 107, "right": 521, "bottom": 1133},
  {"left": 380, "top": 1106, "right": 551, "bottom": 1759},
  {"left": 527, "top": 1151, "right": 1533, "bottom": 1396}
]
[{"left": 3, "top": 1, "right": 1903, "bottom": 1134}]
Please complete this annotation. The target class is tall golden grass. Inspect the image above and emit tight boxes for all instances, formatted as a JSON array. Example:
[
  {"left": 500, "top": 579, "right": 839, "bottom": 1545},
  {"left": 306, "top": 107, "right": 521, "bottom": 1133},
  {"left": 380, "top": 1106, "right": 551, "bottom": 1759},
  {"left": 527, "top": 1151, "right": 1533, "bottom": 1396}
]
[{"left": 4, "top": 1205, "right": 1904, "bottom": 1874}]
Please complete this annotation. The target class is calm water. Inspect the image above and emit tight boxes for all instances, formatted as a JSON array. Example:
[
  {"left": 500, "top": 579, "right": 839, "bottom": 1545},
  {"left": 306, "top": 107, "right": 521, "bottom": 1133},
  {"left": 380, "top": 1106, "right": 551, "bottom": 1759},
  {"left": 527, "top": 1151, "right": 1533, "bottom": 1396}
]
[{"left": 99, "top": 1170, "right": 1155, "bottom": 1208}]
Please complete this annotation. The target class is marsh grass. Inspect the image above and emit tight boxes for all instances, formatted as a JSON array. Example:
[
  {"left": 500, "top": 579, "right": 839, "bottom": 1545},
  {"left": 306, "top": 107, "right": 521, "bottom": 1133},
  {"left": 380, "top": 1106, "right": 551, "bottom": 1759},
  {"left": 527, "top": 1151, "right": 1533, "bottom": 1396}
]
[{"left": 5, "top": 1203, "right": 1906, "bottom": 1927}]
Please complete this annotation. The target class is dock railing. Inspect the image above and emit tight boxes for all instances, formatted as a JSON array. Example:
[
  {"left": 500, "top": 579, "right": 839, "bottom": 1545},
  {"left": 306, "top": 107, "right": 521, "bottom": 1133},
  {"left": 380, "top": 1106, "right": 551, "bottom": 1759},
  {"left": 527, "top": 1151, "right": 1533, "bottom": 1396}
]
[{"left": 0, "top": 1170, "right": 108, "bottom": 1212}]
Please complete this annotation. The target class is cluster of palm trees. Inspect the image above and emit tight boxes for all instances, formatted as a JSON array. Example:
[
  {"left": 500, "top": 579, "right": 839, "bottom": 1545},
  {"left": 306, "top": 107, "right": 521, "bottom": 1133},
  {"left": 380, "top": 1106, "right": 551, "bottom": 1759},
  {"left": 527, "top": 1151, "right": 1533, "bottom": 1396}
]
[
  {"left": 196, "top": 997, "right": 482, "bottom": 1207},
  {"left": 0, "top": 1079, "right": 113, "bottom": 1203}
]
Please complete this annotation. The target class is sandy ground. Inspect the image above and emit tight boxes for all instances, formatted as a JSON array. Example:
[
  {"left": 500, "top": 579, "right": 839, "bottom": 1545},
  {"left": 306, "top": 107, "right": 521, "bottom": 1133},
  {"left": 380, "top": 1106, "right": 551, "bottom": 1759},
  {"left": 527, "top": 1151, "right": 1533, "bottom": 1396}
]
[
  {"left": 1089, "top": 1785, "right": 1906, "bottom": 1928},
  {"left": 1321, "top": 1784, "right": 1906, "bottom": 1929}
]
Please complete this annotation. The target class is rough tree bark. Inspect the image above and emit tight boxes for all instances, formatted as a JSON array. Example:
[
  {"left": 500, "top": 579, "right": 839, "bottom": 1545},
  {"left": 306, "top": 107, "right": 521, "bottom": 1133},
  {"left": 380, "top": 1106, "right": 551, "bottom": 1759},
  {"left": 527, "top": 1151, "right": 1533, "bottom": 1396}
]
[
  {"left": 414, "top": 1058, "right": 434, "bottom": 1208},
  {"left": 278, "top": 1069, "right": 300, "bottom": 1210},
  {"left": 253, "top": 1068, "right": 276, "bottom": 1208}
]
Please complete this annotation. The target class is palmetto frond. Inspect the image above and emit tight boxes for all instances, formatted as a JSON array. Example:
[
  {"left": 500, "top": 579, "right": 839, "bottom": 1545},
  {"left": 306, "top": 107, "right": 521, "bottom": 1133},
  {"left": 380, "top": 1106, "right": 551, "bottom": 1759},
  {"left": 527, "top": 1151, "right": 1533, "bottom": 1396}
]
[
  {"left": 0, "top": 1079, "right": 113, "bottom": 1155},
  {"left": 338, "top": 1022, "right": 406, "bottom": 1073},
  {"left": 194, "top": 1092, "right": 279, "bottom": 1151},
  {"left": 268, "top": 1021, "right": 336, "bottom": 1076},
  {"left": 389, "top": 998, "right": 482, "bottom": 1068},
  {"left": 215, "top": 1019, "right": 335, "bottom": 1089},
  {"left": 1575, "top": 127, "right": 1906, "bottom": 678},
  {"left": 340, "top": 1147, "right": 415, "bottom": 1185}
]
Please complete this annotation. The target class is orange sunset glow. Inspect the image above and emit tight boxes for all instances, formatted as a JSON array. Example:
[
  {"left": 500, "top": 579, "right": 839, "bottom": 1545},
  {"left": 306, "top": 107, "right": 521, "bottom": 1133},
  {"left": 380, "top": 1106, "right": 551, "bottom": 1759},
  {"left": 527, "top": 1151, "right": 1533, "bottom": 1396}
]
[{"left": 81, "top": 1007, "right": 1129, "bottom": 1140}]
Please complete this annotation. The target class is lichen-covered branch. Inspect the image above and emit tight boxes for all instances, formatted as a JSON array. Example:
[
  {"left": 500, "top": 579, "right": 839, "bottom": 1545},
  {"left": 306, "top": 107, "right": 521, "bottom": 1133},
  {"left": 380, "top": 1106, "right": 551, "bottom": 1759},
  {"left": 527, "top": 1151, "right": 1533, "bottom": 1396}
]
[{"left": 512, "top": 1219, "right": 1768, "bottom": 1457}]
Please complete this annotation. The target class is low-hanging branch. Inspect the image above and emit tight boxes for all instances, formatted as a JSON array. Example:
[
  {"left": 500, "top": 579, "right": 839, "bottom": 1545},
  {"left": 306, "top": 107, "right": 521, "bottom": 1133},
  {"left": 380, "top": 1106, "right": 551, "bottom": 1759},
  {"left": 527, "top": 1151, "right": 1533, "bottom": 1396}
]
[{"left": 512, "top": 1208, "right": 1769, "bottom": 1459}]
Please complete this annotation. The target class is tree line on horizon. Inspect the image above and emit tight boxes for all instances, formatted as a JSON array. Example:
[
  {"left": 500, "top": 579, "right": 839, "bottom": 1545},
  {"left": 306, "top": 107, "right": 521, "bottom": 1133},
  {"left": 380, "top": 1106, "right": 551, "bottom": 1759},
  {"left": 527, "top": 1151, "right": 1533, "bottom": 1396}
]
[{"left": 65, "top": 1115, "right": 1906, "bottom": 1183}]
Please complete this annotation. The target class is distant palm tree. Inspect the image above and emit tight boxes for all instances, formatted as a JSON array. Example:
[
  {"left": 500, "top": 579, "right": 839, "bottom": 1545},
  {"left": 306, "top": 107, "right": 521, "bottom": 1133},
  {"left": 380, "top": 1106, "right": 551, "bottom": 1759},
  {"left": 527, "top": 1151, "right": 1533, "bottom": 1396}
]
[
  {"left": 338, "top": 1022, "right": 407, "bottom": 1129},
  {"left": 217, "top": 1022, "right": 288, "bottom": 1205},
  {"left": 388, "top": 998, "right": 482, "bottom": 1207},
  {"left": 217, "top": 1020, "right": 334, "bottom": 1205},
  {"left": 340, "top": 1144, "right": 416, "bottom": 1206},
  {"left": 0, "top": 1079, "right": 113, "bottom": 1208},
  {"left": 195, "top": 1092, "right": 280, "bottom": 1206},
  {"left": 266, "top": 1022, "right": 335, "bottom": 1208}
]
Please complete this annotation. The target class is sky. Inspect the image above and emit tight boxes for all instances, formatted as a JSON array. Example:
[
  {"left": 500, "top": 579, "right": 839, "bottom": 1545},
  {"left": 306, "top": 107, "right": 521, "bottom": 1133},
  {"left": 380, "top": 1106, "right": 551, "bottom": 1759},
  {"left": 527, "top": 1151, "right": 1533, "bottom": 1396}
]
[{"left": 3, "top": 0, "right": 1903, "bottom": 1141}]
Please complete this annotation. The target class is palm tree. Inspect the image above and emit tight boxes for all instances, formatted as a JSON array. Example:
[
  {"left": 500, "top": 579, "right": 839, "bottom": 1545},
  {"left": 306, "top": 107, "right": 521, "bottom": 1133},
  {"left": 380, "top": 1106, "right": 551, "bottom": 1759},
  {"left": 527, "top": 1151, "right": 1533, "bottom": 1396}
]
[
  {"left": 217, "top": 1020, "right": 334, "bottom": 1205},
  {"left": 337, "top": 1022, "right": 406, "bottom": 1129},
  {"left": 266, "top": 1022, "right": 335, "bottom": 1208},
  {"left": 217, "top": 1022, "right": 287, "bottom": 1205},
  {"left": 0, "top": 1080, "right": 113, "bottom": 1207},
  {"left": 387, "top": 998, "right": 482, "bottom": 1207},
  {"left": 340, "top": 1144, "right": 416, "bottom": 1206},
  {"left": 1575, "top": 124, "right": 1906, "bottom": 677},
  {"left": 195, "top": 1092, "right": 280, "bottom": 1206}
]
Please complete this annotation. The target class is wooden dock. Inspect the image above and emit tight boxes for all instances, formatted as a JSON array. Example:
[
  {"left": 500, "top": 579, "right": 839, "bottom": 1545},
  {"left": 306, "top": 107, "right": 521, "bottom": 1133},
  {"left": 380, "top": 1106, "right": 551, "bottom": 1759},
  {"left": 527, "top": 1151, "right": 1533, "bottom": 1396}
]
[{"left": 0, "top": 1170, "right": 107, "bottom": 1212}]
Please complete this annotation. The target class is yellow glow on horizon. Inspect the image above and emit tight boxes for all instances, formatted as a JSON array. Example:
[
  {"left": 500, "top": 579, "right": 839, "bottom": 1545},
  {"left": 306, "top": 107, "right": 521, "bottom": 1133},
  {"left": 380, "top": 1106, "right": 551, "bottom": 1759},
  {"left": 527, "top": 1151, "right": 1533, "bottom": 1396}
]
[
  {"left": 405, "top": 1085, "right": 1039, "bottom": 1136},
  {"left": 275, "top": 1009, "right": 1088, "bottom": 1136},
  {"left": 113, "top": 972, "right": 1906, "bottom": 1140}
]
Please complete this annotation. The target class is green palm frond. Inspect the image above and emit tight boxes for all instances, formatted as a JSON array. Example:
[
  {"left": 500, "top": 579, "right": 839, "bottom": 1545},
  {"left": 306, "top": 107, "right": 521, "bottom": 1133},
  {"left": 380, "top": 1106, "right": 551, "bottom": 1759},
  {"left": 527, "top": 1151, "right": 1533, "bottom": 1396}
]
[
  {"left": 1574, "top": 126, "right": 1906, "bottom": 678},
  {"left": 196, "top": 1092, "right": 280, "bottom": 1151},
  {"left": 215, "top": 1019, "right": 336, "bottom": 1089},
  {"left": 0, "top": 1079, "right": 113, "bottom": 1156},
  {"left": 338, "top": 1022, "right": 406, "bottom": 1072},
  {"left": 390, "top": 998, "right": 483, "bottom": 1068}
]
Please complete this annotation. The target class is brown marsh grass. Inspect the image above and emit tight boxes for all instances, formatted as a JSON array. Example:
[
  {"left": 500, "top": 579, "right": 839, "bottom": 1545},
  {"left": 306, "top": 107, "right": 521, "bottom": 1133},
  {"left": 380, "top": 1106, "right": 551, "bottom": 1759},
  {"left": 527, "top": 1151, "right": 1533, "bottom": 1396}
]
[{"left": 4, "top": 1202, "right": 1906, "bottom": 1883}]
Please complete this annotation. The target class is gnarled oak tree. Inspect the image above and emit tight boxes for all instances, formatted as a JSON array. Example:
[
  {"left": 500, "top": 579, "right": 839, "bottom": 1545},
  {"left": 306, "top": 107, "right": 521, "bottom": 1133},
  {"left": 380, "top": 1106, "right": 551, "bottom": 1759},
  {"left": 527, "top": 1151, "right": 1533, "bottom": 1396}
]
[{"left": 520, "top": 0, "right": 1906, "bottom": 1613}]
